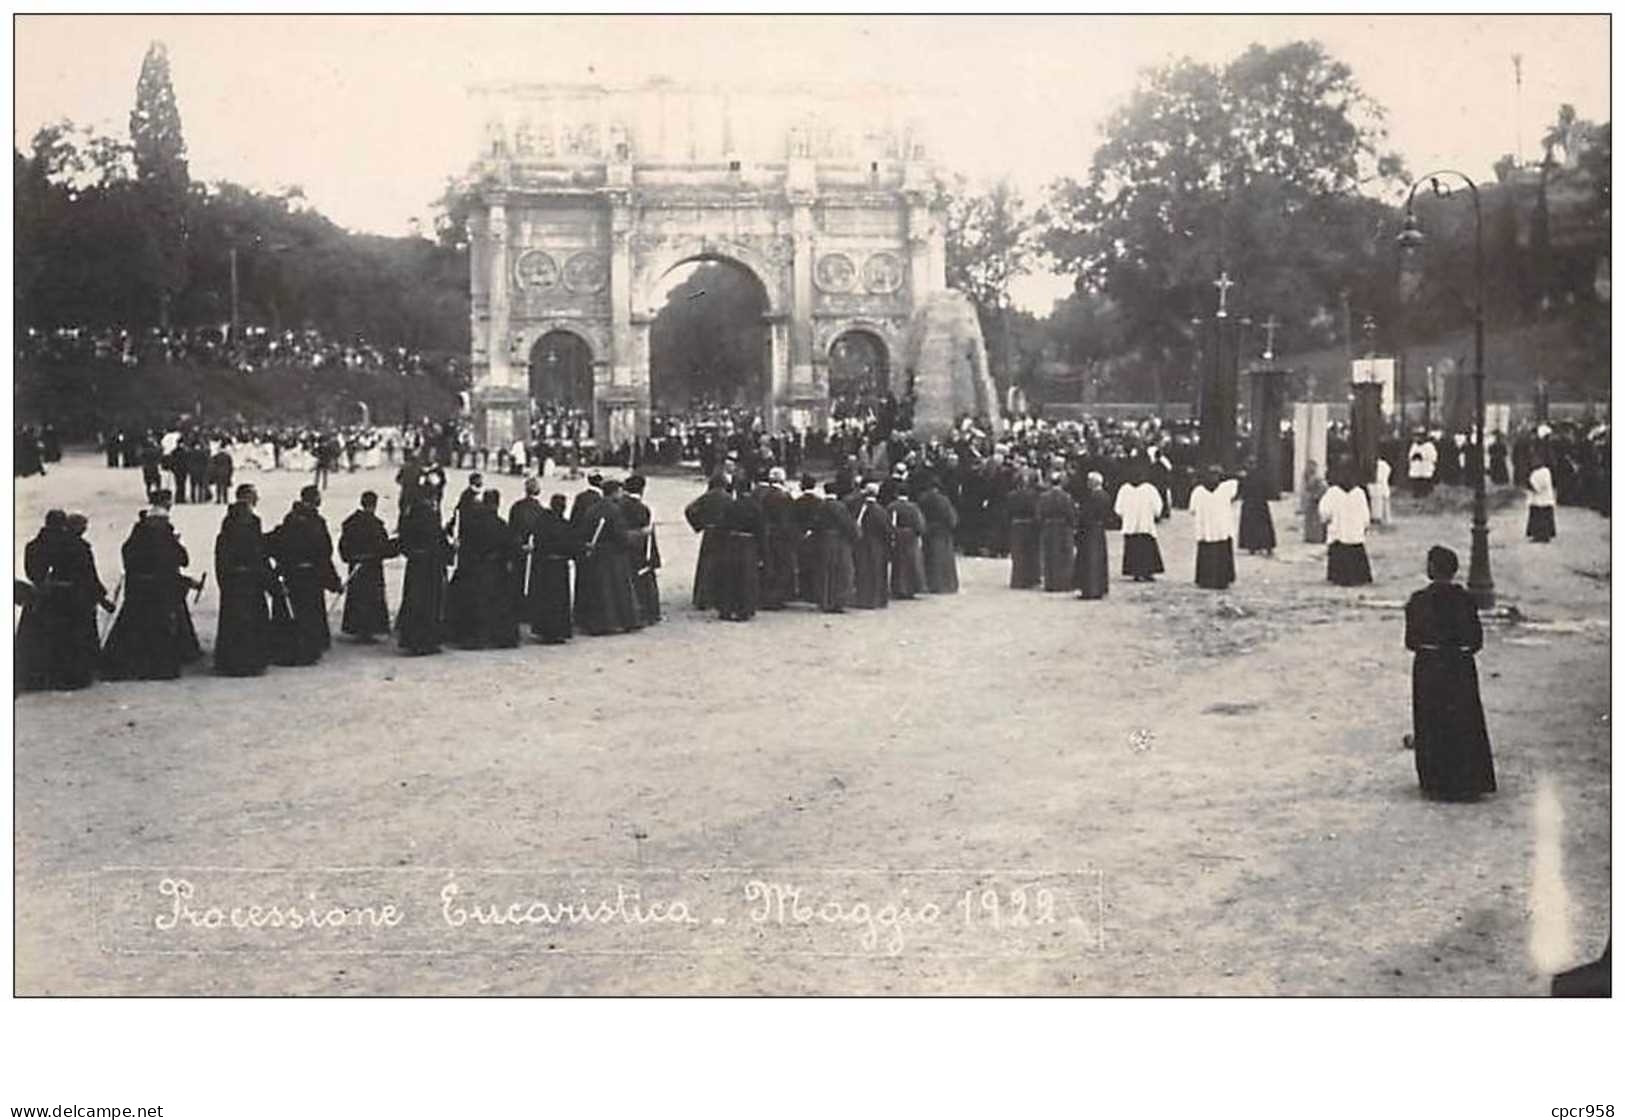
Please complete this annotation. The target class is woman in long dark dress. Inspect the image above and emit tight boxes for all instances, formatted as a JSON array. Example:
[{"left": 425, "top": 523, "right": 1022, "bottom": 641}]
[
  {"left": 1072, "top": 472, "right": 1111, "bottom": 600},
  {"left": 1406, "top": 546, "right": 1496, "bottom": 801}
]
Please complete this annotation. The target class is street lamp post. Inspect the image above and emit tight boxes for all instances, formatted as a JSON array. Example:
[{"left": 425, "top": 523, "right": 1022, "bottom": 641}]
[{"left": 1398, "top": 171, "right": 1495, "bottom": 610}]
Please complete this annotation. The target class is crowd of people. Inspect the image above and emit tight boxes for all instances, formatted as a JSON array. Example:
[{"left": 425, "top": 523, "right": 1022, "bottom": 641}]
[{"left": 15, "top": 323, "right": 464, "bottom": 382}]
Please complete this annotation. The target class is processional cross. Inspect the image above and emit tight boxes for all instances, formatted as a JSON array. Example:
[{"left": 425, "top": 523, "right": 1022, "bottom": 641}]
[
  {"left": 1261, "top": 315, "right": 1280, "bottom": 362},
  {"left": 1213, "top": 270, "right": 1236, "bottom": 319}
]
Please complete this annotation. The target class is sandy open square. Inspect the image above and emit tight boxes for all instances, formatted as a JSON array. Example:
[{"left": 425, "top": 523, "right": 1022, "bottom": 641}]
[{"left": 12, "top": 454, "right": 1611, "bottom": 994}]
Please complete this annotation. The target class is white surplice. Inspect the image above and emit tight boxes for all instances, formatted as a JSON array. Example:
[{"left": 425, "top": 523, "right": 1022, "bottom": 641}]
[
  {"left": 1189, "top": 478, "right": 1238, "bottom": 542},
  {"left": 1113, "top": 481, "right": 1163, "bottom": 535}
]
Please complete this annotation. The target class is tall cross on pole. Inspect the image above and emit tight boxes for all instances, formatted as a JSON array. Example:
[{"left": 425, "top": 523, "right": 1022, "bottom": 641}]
[
  {"left": 1261, "top": 315, "right": 1280, "bottom": 362},
  {"left": 1213, "top": 269, "right": 1235, "bottom": 319}
]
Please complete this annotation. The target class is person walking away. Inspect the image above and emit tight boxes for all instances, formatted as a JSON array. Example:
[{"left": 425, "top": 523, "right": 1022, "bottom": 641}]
[
  {"left": 885, "top": 480, "right": 927, "bottom": 600},
  {"left": 1319, "top": 466, "right": 1374, "bottom": 586},
  {"left": 1037, "top": 472, "right": 1078, "bottom": 592},
  {"left": 916, "top": 472, "right": 960, "bottom": 594},
  {"left": 338, "top": 491, "right": 396, "bottom": 642},
  {"left": 1190, "top": 465, "right": 1239, "bottom": 590},
  {"left": 1006, "top": 470, "right": 1041, "bottom": 589},
  {"left": 1526, "top": 455, "right": 1557, "bottom": 542},
  {"left": 1072, "top": 471, "right": 1111, "bottom": 600},
  {"left": 683, "top": 475, "right": 732, "bottom": 611},
  {"left": 622, "top": 474, "right": 662, "bottom": 626},
  {"left": 1236, "top": 462, "right": 1276, "bottom": 556},
  {"left": 1114, "top": 462, "right": 1165, "bottom": 582},
  {"left": 213, "top": 484, "right": 274, "bottom": 677},
  {"left": 266, "top": 485, "right": 344, "bottom": 664},
  {"left": 395, "top": 494, "right": 451, "bottom": 656},
  {"left": 1406, "top": 546, "right": 1495, "bottom": 801}
]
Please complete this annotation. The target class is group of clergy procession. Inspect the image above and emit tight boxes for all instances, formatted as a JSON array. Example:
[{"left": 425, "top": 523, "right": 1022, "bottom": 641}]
[{"left": 17, "top": 440, "right": 1385, "bottom": 695}]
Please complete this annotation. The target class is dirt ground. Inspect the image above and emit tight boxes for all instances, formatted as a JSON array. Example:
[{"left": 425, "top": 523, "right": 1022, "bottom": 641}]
[{"left": 11, "top": 453, "right": 1612, "bottom": 994}]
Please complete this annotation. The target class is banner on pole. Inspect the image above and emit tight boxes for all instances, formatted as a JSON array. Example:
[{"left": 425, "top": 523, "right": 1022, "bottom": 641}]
[{"left": 1351, "top": 358, "right": 1397, "bottom": 418}]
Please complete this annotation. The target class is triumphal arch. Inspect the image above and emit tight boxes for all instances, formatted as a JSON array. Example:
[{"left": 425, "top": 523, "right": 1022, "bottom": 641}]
[{"left": 463, "top": 80, "right": 949, "bottom": 448}]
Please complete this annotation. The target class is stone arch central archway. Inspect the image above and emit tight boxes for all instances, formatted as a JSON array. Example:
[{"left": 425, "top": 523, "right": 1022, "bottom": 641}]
[{"left": 646, "top": 254, "right": 775, "bottom": 416}]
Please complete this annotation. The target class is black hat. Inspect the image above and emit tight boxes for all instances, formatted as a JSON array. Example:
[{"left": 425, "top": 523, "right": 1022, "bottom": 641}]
[{"left": 625, "top": 474, "right": 647, "bottom": 494}]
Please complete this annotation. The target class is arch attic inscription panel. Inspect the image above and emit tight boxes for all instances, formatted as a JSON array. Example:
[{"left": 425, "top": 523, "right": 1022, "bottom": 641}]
[{"left": 464, "top": 80, "right": 947, "bottom": 444}]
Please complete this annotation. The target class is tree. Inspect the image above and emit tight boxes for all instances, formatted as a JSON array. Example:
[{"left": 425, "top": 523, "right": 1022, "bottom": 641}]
[
  {"left": 130, "top": 41, "right": 190, "bottom": 328},
  {"left": 941, "top": 176, "right": 1035, "bottom": 385},
  {"left": 1040, "top": 41, "right": 1404, "bottom": 398}
]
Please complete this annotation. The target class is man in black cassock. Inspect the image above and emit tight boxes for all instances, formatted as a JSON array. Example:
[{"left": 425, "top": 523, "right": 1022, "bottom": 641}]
[
  {"left": 852, "top": 481, "right": 895, "bottom": 610},
  {"left": 579, "top": 479, "right": 642, "bottom": 635},
  {"left": 570, "top": 473, "right": 606, "bottom": 633},
  {"left": 15, "top": 510, "right": 66, "bottom": 691},
  {"left": 1406, "top": 545, "right": 1496, "bottom": 801},
  {"left": 453, "top": 490, "right": 520, "bottom": 649},
  {"left": 621, "top": 474, "right": 662, "bottom": 626},
  {"left": 213, "top": 484, "right": 274, "bottom": 677},
  {"left": 1072, "top": 471, "right": 1111, "bottom": 600},
  {"left": 793, "top": 474, "right": 824, "bottom": 603},
  {"left": 817, "top": 482, "right": 859, "bottom": 613},
  {"left": 1006, "top": 471, "right": 1041, "bottom": 589},
  {"left": 1037, "top": 472, "right": 1078, "bottom": 593},
  {"left": 885, "top": 479, "right": 927, "bottom": 600},
  {"left": 717, "top": 476, "right": 763, "bottom": 621},
  {"left": 396, "top": 493, "right": 451, "bottom": 656},
  {"left": 266, "top": 485, "right": 343, "bottom": 666},
  {"left": 756, "top": 467, "right": 798, "bottom": 610},
  {"left": 529, "top": 494, "right": 575, "bottom": 643},
  {"left": 684, "top": 474, "right": 732, "bottom": 611},
  {"left": 339, "top": 491, "right": 396, "bottom": 642},
  {"left": 916, "top": 472, "right": 960, "bottom": 594},
  {"left": 102, "top": 494, "right": 202, "bottom": 680},
  {"left": 508, "top": 476, "right": 547, "bottom": 635}
]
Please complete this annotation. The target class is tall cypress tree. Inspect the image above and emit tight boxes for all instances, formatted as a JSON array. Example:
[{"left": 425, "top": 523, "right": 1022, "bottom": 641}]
[{"left": 130, "top": 40, "right": 190, "bottom": 329}]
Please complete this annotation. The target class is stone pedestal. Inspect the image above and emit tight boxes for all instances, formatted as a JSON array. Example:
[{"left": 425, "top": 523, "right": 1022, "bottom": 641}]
[
  {"left": 903, "top": 290, "right": 1001, "bottom": 440},
  {"left": 1247, "top": 366, "right": 1291, "bottom": 499},
  {"left": 1292, "top": 401, "right": 1329, "bottom": 493}
]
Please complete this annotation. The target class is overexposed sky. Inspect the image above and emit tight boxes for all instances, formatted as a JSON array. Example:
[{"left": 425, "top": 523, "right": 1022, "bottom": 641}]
[{"left": 13, "top": 14, "right": 1611, "bottom": 309}]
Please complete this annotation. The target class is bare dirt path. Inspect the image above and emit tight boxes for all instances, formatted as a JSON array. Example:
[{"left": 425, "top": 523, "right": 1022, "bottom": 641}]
[{"left": 12, "top": 454, "right": 1610, "bottom": 994}]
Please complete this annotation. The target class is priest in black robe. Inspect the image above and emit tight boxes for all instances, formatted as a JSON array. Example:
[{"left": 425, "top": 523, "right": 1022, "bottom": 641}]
[
  {"left": 852, "top": 482, "right": 895, "bottom": 610},
  {"left": 338, "top": 491, "right": 396, "bottom": 641},
  {"left": 529, "top": 494, "right": 575, "bottom": 643},
  {"left": 396, "top": 494, "right": 451, "bottom": 655},
  {"left": 265, "top": 485, "right": 343, "bottom": 666},
  {"left": 684, "top": 475, "right": 732, "bottom": 611},
  {"left": 717, "top": 477, "right": 763, "bottom": 621},
  {"left": 622, "top": 475, "right": 662, "bottom": 626},
  {"left": 454, "top": 490, "right": 521, "bottom": 649},
  {"left": 756, "top": 468, "right": 799, "bottom": 610},
  {"left": 579, "top": 479, "right": 642, "bottom": 635},
  {"left": 916, "top": 473, "right": 960, "bottom": 594},
  {"left": 101, "top": 497, "right": 201, "bottom": 680},
  {"left": 1072, "top": 472, "right": 1111, "bottom": 600},
  {"left": 570, "top": 474, "right": 606, "bottom": 633},
  {"left": 1406, "top": 546, "right": 1496, "bottom": 801},
  {"left": 1236, "top": 462, "right": 1277, "bottom": 556},
  {"left": 15, "top": 511, "right": 65, "bottom": 692},
  {"left": 1006, "top": 473, "right": 1041, "bottom": 589},
  {"left": 1036, "top": 473, "right": 1078, "bottom": 593},
  {"left": 508, "top": 477, "right": 547, "bottom": 635},
  {"left": 213, "top": 484, "right": 274, "bottom": 677},
  {"left": 817, "top": 482, "right": 859, "bottom": 613},
  {"left": 793, "top": 474, "right": 824, "bottom": 603},
  {"left": 885, "top": 481, "right": 927, "bottom": 600}
]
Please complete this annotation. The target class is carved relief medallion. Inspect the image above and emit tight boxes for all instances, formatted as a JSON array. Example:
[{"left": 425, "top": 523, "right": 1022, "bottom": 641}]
[
  {"left": 863, "top": 252, "right": 904, "bottom": 294},
  {"left": 815, "top": 252, "right": 857, "bottom": 293},
  {"left": 563, "top": 251, "right": 609, "bottom": 294},
  {"left": 514, "top": 249, "right": 560, "bottom": 291}
]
